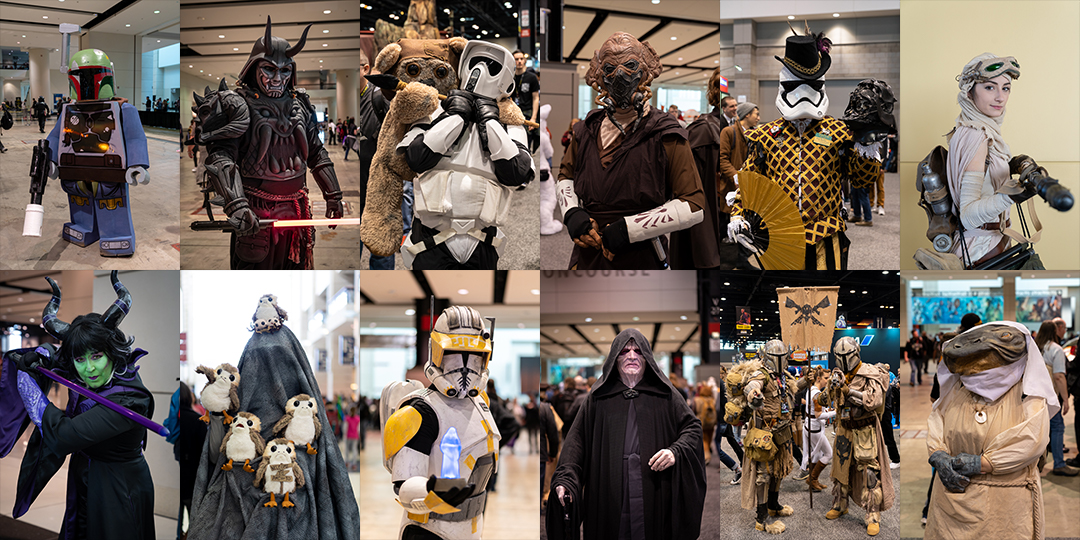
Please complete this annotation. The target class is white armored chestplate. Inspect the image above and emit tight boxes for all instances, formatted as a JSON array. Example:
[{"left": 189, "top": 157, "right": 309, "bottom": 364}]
[{"left": 424, "top": 390, "right": 501, "bottom": 482}]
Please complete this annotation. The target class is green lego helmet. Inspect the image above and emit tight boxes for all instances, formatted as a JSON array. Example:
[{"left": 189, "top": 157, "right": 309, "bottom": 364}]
[{"left": 68, "top": 49, "right": 115, "bottom": 101}]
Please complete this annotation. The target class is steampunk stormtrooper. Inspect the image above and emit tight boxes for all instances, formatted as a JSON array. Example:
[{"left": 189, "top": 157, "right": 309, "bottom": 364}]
[
  {"left": 195, "top": 17, "right": 342, "bottom": 269},
  {"left": 815, "top": 336, "right": 894, "bottom": 536},
  {"left": 381, "top": 306, "right": 501, "bottom": 539},
  {"left": 726, "top": 339, "right": 799, "bottom": 534},
  {"left": 399, "top": 41, "right": 535, "bottom": 269}
]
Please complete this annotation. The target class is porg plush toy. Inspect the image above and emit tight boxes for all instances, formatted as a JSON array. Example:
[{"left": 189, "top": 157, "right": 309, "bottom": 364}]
[
  {"left": 255, "top": 438, "right": 306, "bottom": 508},
  {"left": 221, "top": 411, "right": 266, "bottom": 473},
  {"left": 272, "top": 393, "right": 322, "bottom": 455},
  {"left": 249, "top": 294, "right": 288, "bottom": 334},
  {"left": 196, "top": 363, "right": 240, "bottom": 425}
]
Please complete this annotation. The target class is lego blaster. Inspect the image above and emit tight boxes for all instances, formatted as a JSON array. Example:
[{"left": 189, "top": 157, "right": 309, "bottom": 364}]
[{"left": 23, "top": 139, "right": 52, "bottom": 237}]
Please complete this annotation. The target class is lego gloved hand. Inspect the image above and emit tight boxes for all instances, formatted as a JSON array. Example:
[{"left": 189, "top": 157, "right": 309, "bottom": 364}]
[
  {"left": 951, "top": 452, "right": 983, "bottom": 477},
  {"left": 17, "top": 370, "right": 49, "bottom": 427},
  {"left": 125, "top": 166, "right": 149, "bottom": 185},
  {"left": 425, "top": 475, "right": 474, "bottom": 508},
  {"left": 929, "top": 450, "right": 971, "bottom": 492},
  {"left": 48, "top": 161, "right": 58, "bottom": 180}
]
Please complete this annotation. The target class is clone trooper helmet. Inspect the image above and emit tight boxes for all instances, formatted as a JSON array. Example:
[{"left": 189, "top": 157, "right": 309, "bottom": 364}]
[
  {"left": 777, "top": 66, "right": 828, "bottom": 121},
  {"left": 833, "top": 336, "right": 861, "bottom": 373},
  {"left": 459, "top": 41, "right": 516, "bottom": 100},
  {"left": 761, "top": 339, "right": 790, "bottom": 373},
  {"left": 426, "top": 306, "right": 492, "bottom": 398},
  {"left": 68, "top": 49, "right": 115, "bottom": 101}
]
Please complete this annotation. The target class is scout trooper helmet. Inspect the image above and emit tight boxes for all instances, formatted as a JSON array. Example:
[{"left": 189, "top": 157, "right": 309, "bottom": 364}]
[
  {"left": 459, "top": 41, "right": 516, "bottom": 100},
  {"left": 426, "top": 306, "right": 493, "bottom": 398},
  {"left": 833, "top": 336, "right": 862, "bottom": 373},
  {"left": 761, "top": 339, "right": 791, "bottom": 373}
]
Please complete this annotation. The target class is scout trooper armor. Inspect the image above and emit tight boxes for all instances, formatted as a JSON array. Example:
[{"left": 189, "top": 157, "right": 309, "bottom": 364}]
[
  {"left": 381, "top": 306, "right": 501, "bottom": 539},
  {"left": 400, "top": 41, "right": 535, "bottom": 269}
]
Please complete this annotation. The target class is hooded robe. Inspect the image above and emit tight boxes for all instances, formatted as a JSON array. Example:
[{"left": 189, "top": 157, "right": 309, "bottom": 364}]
[
  {"left": 1, "top": 349, "right": 156, "bottom": 540},
  {"left": 188, "top": 326, "right": 360, "bottom": 540},
  {"left": 547, "top": 329, "right": 706, "bottom": 540}
]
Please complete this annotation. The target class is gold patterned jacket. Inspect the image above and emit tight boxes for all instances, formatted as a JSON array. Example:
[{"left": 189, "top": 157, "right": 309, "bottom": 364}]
[{"left": 732, "top": 117, "right": 881, "bottom": 245}]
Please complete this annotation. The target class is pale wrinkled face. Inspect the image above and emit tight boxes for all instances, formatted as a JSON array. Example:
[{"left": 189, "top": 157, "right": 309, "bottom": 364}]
[
  {"left": 970, "top": 74, "right": 1010, "bottom": 118},
  {"left": 617, "top": 340, "right": 643, "bottom": 378},
  {"left": 257, "top": 61, "right": 292, "bottom": 97}
]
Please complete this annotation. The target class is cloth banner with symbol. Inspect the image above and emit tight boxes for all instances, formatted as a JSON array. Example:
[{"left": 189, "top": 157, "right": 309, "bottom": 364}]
[{"left": 777, "top": 287, "right": 839, "bottom": 352}]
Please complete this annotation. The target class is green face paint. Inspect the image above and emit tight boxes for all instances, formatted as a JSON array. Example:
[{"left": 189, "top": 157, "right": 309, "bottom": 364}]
[{"left": 74, "top": 350, "right": 113, "bottom": 389}]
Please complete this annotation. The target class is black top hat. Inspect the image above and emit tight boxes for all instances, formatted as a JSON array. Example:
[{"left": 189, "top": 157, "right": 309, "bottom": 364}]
[{"left": 774, "top": 33, "right": 831, "bottom": 80}]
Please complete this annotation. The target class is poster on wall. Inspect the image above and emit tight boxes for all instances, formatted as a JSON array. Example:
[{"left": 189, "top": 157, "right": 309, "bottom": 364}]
[
  {"left": 316, "top": 349, "right": 327, "bottom": 372},
  {"left": 911, "top": 296, "right": 1004, "bottom": 325},
  {"left": 1016, "top": 294, "right": 1062, "bottom": 323},
  {"left": 736, "top": 306, "right": 752, "bottom": 334},
  {"left": 339, "top": 335, "right": 356, "bottom": 366}
]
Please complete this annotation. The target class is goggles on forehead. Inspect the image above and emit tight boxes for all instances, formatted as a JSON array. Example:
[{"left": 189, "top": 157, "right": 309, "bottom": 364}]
[{"left": 960, "top": 56, "right": 1020, "bottom": 86}]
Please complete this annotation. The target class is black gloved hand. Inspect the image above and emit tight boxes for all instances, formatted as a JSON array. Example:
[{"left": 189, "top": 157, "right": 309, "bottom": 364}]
[
  {"left": 474, "top": 96, "right": 500, "bottom": 126},
  {"left": 951, "top": 452, "right": 982, "bottom": 477},
  {"left": 562, "top": 207, "right": 593, "bottom": 240},
  {"left": 442, "top": 90, "right": 475, "bottom": 126},
  {"left": 426, "top": 475, "right": 475, "bottom": 508},
  {"left": 602, "top": 218, "right": 631, "bottom": 254},
  {"left": 14, "top": 343, "right": 57, "bottom": 373},
  {"left": 1009, "top": 180, "right": 1039, "bottom": 204},
  {"left": 929, "top": 450, "right": 970, "bottom": 492},
  {"left": 1008, "top": 154, "right": 1035, "bottom": 176}
]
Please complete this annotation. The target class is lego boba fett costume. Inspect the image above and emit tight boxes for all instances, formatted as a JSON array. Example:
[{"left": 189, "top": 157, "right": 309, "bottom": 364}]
[{"left": 42, "top": 49, "right": 150, "bottom": 256}]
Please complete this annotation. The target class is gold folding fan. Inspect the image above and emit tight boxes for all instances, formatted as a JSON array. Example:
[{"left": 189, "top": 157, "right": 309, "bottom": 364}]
[{"left": 735, "top": 170, "right": 806, "bottom": 270}]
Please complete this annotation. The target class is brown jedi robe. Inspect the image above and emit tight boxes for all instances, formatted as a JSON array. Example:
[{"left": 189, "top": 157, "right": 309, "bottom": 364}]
[
  {"left": 717, "top": 122, "right": 749, "bottom": 208},
  {"left": 670, "top": 113, "right": 727, "bottom": 269},
  {"left": 559, "top": 108, "right": 710, "bottom": 270},
  {"left": 925, "top": 382, "right": 1049, "bottom": 540}
]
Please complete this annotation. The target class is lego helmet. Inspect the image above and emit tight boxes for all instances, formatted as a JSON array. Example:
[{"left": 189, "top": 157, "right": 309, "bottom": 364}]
[
  {"left": 761, "top": 339, "right": 790, "bottom": 373},
  {"left": 68, "top": 49, "right": 115, "bottom": 101},
  {"left": 425, "top": 306, "right": 492, "bottom": 399},
  {"left": 833, "top": 336, "right": 861, "bottom": 373},
  {"left": 459, "top": 41, "right": 516, "bottom": 100}
]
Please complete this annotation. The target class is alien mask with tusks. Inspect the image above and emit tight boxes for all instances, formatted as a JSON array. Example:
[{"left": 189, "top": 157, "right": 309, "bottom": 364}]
[
  {"left": 238, "top": 16, "right": 311, "bottom": 98},
  {"left": 585, "top": 32, "right": 663, "bottom": 135}
]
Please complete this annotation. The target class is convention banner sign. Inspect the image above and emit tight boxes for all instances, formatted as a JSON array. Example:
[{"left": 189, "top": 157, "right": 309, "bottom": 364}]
[
  {"left": 777, "top": 287, "right": 839, "bottom": 352},
  {"left": 911, "top": 296, "right": 1004, "bottom": 325},
  {"left": 1016, "top": 294, "right": 1062, "bottom": 323}
]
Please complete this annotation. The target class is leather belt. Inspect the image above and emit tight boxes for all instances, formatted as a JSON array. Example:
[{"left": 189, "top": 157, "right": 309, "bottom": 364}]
[
  {"left": 978, "top": 219, "right": 1010, "bottom": 231},
  {"left": 840, "top": 415, "right": 876, "bottom": 430}
]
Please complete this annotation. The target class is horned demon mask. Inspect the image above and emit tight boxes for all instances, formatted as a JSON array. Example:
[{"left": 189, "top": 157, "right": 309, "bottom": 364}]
[
  {"left": 239, "top": 16, "right": 311, "bottom": 98},
  {"left": 585, "top": 32, "right": 663, "bottom": 134}
]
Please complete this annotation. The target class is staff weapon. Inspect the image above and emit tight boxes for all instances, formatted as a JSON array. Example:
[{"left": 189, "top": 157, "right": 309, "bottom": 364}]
[{"left": 36, "top": 366, "right": 170, "bottom": 438}]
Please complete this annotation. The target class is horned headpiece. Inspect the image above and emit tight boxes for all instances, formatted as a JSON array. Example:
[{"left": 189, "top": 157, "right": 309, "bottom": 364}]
[
  {"left": 238, "top": 16, "right": 312, "bottom": 93},
  {"left": 42, "top": 270, "right": 132, "bottom": 340}
]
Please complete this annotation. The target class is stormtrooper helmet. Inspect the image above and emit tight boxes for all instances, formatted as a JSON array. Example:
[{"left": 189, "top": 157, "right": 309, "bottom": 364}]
[
  {"left": 833, "top": 336, "right": 861, "bottom": 373},
  {"left": 426, "top": 306, "right": 492, "bottom": 398},
  {"left": 459, "top": 41, "right": 516, "bottom": 100},
  {"left": 777, "top": 66, "right": 829, "bottom": 121},
  {"left": 761, "top": 339, "right": 790, "bottom": 373}
]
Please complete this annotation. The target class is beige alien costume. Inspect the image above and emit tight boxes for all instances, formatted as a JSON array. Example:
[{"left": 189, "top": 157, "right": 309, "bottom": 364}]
[
  {"left": 381, "top": 306, "right": 501, "bottom": 540},
  {"left": 815, "top": 337, "right": 893, "bottom": 536},
  {"left": 925, "top": 322, "right": 1057, "bottom": 540}
]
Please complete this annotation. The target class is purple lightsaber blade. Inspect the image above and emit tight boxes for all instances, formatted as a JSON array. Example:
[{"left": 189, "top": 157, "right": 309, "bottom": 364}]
[{"left": 36, "top": 366, "right": 170, "bottom": 438}]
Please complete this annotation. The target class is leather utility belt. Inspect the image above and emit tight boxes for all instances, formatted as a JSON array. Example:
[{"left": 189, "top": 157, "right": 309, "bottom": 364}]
[
  {"left": 428, "top": 491, "right": 488, "bottom": 522},
  {"left": 840, "top": 413, "right": 876, "bottom": 430},
  {"left": 978, "top": 219, "right": 1010, "bottom": 231}
]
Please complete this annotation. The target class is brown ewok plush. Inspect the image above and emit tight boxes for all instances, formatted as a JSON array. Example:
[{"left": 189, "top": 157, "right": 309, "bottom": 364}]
[{"left": 360, "top": 37, "right": 530, "bottom": 257}]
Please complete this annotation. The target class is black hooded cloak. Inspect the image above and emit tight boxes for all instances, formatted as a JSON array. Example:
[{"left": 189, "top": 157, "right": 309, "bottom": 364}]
[
  {"left": 188, "top": 326, "right": 359, "bottom": 540},
  {"left": 547, "top": 329, "right": 706, "bottom": 540}
]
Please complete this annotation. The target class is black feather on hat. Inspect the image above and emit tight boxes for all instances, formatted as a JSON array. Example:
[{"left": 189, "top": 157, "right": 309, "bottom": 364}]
[{"left": 774, "top": 23, "right": 832, "bottom": 80}]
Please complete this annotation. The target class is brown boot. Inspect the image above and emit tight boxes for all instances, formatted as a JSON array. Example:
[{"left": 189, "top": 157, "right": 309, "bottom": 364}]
[{"left": 807, "top": 462, "right": 827, "bottom": 492}]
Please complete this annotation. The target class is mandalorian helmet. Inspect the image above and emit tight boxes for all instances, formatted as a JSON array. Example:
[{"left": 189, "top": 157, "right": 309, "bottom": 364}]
[
  {"left": 761, "top": 339, "right": 790, "bottom": 373},
  {"left": 238, "top": 16, "right": 310, "bottom": 98},
  {"left": 833, "top": 336, "right": 861, "bottom": 373},
  {"left": 459, "top": 41, "right": 516, "bottom": 100},
  {"left": 425, "top": 306, "right": 492, "bottom": 399},
  {"left": 68, "top": 49, "right": 115, "bottom": 101}
]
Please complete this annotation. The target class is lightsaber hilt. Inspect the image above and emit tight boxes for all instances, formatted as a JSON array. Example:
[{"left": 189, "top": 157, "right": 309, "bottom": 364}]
[{"left": 36, "top": 366, "right": 170, "bottom": 438}]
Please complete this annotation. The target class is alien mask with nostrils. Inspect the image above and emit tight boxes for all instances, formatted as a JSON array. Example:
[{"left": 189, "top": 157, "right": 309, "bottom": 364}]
[{"left": 585, "top": 32, "right": 663, "bottom": 134}]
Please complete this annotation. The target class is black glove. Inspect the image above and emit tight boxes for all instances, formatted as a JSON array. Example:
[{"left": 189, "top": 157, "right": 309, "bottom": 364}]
[
  {"left": 602, "top": 218, "right": 631, "bottom": 253},
  {"left": 929, "top": 450, "right": 970, "bottom": 492},
  {"left": 1008, "top": 154, "right": 1035, "bottom": 176},
  {"left": 1009, "top": 179, "right": 1039, "bottom": 204},
  {"left": 474, "top": 96, "right": 500, "bottom": 126},
  {"left": 442, "top": 90, "right": 475, "bottom": 127},
  {"left": 14, "top": 343, "right": 57, "bottom": 373},
  {"left": 562, "top": 207, "right": 593, "bottom": 240},
  {"left": 951, "top": 452, "right": 982, "bottom": 477},
  {"left": 426, "top": 475, "right": 475, "bottom": 508}
]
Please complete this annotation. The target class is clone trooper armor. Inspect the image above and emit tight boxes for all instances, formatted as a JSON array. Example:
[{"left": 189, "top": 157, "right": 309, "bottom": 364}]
[
  {"left": 381, "top": 306, "right": 501, "bottom": 540},
  {"left": 45, "top": 49, "right": 149, "bottom": 256},
  {"left": 399, "top": 40, "right": 535, "bottom": 269},
  {"left": 815, "top": 336, "right": 894, "bottom": 536}
]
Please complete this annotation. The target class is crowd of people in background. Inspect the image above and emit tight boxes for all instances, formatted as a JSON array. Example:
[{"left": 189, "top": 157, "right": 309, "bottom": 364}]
[{"left": 143, "top": 95, "right": 178, "bottom": 112}]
